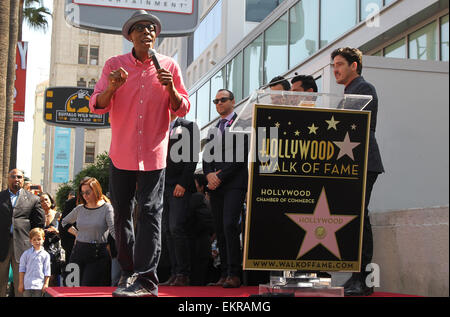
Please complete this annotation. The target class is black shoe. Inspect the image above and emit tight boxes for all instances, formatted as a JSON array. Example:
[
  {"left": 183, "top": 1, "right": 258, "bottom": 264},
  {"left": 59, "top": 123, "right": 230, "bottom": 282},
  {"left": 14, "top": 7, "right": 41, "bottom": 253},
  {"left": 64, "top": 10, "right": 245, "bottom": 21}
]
[
  {"left": 344, "top": 278, "right": 374, "bottom": 296},
  {"left": 113, "top": 273, "right": 137, "bottom": 295},
  {"left": 112, "top": 279, "right": 157, "bottom": 298},
  {"left": 343, "top": 273, "right": 358, "bottom": 289}
]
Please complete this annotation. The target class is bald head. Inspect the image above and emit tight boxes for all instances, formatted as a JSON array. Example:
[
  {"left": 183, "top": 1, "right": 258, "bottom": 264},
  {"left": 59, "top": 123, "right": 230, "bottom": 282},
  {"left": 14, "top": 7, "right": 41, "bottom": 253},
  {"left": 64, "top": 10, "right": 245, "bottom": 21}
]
[{"left": 8, "top": 169, "right": 24, "bottom": 193}]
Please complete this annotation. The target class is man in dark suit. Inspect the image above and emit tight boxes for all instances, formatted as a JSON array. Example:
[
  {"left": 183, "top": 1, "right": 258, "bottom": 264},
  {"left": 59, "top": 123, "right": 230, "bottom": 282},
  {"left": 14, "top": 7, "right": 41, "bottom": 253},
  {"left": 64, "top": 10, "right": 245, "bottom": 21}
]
[
  {"left": 203, "top": 89, "right": 249, "bottom": 288},
  {"left": 332, "top": 47, "right": 385, "bottom": 296},
  {"left": 161, "top": 113, "right": 199, "bottom": 286},
  {"left": 0, "top": 169, "right": 45, "bottom": 297}
]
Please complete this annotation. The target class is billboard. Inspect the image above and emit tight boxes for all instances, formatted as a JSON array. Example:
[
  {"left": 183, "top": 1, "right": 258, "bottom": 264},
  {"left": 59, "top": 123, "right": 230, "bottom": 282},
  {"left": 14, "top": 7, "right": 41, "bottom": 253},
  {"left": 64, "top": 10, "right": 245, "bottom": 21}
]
[
  {"left": 44, "top": 87, "right": 110, "bottom": 128},
  {"left": 65, "top": 0, "right": 199, "bottom": 36},
  {"left": 14, "top": 41, "right": 28, "bottom": 122},
  {"left": 53, "top": 127, "right": 72, "bottom": 183}
]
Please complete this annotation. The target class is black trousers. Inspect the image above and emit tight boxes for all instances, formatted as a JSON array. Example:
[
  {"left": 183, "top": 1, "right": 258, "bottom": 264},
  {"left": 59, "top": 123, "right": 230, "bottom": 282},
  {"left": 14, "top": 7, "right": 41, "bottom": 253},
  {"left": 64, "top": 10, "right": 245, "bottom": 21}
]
[
  {"left": 209, "top": 188, "right": 246, "bottom": 278},
  {"left": 162, "top": 185, "right": 191, "bottom": 276},
  {"left": 361, "top": 172, "right": 379, "bottom": 272},
  {"left": 69, "top": 242, "right": 110, "bottom": 286},
  {"left": 109, "top": 162, "right": 165, "bottom": 292}
]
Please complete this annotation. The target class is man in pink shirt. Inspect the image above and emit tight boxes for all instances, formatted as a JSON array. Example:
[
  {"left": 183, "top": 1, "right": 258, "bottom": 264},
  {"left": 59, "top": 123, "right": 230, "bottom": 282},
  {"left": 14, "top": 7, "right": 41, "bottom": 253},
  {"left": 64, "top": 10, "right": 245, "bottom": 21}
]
[{"left": 89, "top": 10, "right": 190, "bottom": 297}]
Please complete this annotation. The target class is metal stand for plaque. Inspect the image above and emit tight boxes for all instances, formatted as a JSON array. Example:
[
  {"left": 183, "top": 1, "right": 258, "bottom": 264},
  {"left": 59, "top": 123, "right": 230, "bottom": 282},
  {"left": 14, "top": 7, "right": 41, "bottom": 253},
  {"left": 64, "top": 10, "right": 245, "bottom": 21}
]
[
  {"left": 258, "top": 271, "right": 342, "bottom": 297},
  {"left": 230, "top": 90, "right": 372, "bottom": 297}
]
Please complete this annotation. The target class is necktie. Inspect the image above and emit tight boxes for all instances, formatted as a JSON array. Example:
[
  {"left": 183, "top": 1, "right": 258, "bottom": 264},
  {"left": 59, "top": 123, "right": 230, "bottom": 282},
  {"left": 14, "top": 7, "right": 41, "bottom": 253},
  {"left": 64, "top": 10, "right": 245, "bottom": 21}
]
[{"left": 219, "top": 119, "right": 227, "bottom": 135}]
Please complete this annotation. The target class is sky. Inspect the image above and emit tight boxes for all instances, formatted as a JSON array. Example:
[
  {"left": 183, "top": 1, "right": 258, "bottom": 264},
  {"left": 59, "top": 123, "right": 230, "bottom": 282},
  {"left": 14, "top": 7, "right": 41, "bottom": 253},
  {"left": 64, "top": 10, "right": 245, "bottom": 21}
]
[{"left": 17, "top": 0, "right": 53, "bottom": 178}]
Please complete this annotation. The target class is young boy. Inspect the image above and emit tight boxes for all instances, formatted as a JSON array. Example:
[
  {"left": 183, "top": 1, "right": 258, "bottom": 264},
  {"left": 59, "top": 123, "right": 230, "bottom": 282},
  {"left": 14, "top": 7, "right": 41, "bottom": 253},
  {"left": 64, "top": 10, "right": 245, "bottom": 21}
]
[{"left": 18, "top": 228, "right": 51, "bottom": 297}]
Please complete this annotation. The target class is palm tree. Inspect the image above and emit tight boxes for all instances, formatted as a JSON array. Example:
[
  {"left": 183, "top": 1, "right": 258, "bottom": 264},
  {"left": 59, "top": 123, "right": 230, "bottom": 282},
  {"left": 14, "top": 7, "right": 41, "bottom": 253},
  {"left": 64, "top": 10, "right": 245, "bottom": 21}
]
[
  {"left": 1, "top": 0, "right": 51, "bottom": 189},
  {"left": 0, "top": 1, "right": 12, "bottom": 189}
]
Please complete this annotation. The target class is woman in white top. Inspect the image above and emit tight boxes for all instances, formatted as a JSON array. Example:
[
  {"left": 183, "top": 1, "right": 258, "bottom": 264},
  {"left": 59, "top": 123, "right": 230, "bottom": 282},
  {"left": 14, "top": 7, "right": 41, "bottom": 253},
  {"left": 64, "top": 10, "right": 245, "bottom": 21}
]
[{"left": 62, "top": 177, "right": 115, "bottom": 286}]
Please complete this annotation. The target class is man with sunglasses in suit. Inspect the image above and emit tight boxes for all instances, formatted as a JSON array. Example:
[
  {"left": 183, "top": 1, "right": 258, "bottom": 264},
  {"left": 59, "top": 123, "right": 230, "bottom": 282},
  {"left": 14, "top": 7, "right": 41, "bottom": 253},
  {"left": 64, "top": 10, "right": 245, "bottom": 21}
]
[
  {"left": 0, "top": 169, "right": 45, "bottom": 297},
  {"left": 90, "top": 10, "right": 190, "bottom": 297},
  {"left": 203, "top": 89, "right": 249, "bottom": 288}
]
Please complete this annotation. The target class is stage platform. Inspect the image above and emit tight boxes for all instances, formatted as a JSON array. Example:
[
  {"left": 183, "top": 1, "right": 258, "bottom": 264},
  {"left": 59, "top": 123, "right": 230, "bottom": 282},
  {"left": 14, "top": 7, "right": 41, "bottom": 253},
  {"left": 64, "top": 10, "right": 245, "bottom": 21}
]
[{"left": 46, "top": 286, "right": 419, "bottom": 298}]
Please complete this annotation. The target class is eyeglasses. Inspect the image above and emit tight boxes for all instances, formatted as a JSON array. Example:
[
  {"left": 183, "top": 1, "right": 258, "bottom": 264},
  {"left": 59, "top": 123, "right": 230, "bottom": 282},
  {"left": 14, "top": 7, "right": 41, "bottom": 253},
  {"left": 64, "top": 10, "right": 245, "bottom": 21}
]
[
  {"left": 9, "top": 175, "right": 23, "bottom": 179},
  {"left": 213, "top": 97, "right": 232, "bottom": 105},
  {"left": 81, "top": 190, "right": 92, "bottom": 196},
  {"left": 131, "top": 23, "right": 156, "bottom": 33}
]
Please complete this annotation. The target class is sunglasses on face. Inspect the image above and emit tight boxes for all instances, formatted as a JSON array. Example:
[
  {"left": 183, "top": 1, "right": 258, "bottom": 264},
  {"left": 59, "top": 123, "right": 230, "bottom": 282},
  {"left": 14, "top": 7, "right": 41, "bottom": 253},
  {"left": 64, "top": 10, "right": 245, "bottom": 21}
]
[
  {"left": 131, "top": 23, "right": 156, "bottom": 33},
  {"left": 213, "top": 97, "right": 232, "bottom": 105},
  {"left": 10, "top": 175, "right": 23, "bottom": 179}
]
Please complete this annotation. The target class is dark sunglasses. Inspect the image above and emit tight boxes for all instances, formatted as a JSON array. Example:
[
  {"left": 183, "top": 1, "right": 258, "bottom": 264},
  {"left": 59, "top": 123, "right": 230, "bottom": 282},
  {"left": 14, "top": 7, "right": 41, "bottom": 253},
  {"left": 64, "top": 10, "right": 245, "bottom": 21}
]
[
  {"left": 131, "top": 23, "right": 156, "bottom": 33},
  {"left": 10, "top": 175, "right": 23, "bottom": 179},
  {"left": 213, "top": 97, "right": 232, "bottom": 105}
]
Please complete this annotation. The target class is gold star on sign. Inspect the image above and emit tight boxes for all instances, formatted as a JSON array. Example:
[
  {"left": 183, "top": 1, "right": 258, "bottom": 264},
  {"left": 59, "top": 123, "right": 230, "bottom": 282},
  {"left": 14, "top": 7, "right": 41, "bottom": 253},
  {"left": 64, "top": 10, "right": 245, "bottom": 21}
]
[
  {"left": 295, "top": 130, "right": 300, "bottom": 136},
  {"left": 275, "top": 122, "right": 280, "bottom": 128},
  {"left": 326, "top": 116, "right": 340, "bottom": 130},
  {"left": 308, "top": 123, "right": 318, "bottom": 135},
  {"left": 351, "top": 124, "right": 357, "bottom": 130}
]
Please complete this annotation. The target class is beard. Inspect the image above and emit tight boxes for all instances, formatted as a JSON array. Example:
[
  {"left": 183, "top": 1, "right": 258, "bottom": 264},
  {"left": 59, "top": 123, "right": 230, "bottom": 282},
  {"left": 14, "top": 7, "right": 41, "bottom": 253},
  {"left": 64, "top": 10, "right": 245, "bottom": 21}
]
[{"left": 11, "top": 182, "right": 22, "bottom": 192}]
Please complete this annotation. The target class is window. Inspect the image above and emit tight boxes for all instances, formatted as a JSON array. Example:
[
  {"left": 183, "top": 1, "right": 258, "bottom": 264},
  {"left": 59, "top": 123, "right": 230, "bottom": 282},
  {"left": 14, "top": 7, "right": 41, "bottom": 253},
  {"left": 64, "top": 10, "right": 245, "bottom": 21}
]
[
  {"left": 360, "top": 0, "right": 382, "bottom": 22},
  {"left": 193, "top": 0, "right": 222, "bottom": 60},
  {"left": 210, "top": 67, "right": 226, "bottom": 121},
  {"left": 246, "top": 0, "right": 284, "bottom": 22},
  {"left": 78, "top": 45, "right": 88, "bottom": 64},
  {"left": 88, "top": 79, "right": 96, "bottom": 89},
  {"left": 441, "top": 15, "right": 449, "bottom": 62},
  {"left": 186, "top": 93, "right": 197, "bottom": 122},
  {"left": 243, "top": 34, "right": 263, "bottom": 98},
  {"left": 289, "top": 0, "right": 319, "bottom": 68},
  {"left": 264, "top": 13, "right": 288, "bottom": 84},
  {"left": 409, "top": 21, "right": 438, "bottom": 61},
  {"left": 384, "top": 38, "right": 406, "bottom": 58},
  {"left": 90, "top": 46, "right": 99, "bottom": 65},
  {"left": 77, "top": 78, "right": 87, "bottom": 87},
  {"left": 85, "top": 142, "right": 95, "bottom": 164},
  {"left": 197, "top": 81, "right": 211, "bottom": 128},
  {"left": 226, "top": 52, "right": 243, "bottom": 103},
  {"left": 320, "top": 0, "right": 357, "bottom": 48}
]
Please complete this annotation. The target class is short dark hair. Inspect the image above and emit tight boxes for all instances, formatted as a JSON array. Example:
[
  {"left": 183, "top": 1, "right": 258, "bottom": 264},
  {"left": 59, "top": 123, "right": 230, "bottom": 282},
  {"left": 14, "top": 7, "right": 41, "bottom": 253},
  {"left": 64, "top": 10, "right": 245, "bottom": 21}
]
[
  {"left": 291, "top": 75, "right": 318, "bottom": 92},
  {"left": 269, "top": 76, "right": 291, "bottom": 91},
  {"left": 217, "top": 89, "right": 235, "bottom": 101},
  {"left": 331, "top": 47, "right": 363, "bottom": 75}
]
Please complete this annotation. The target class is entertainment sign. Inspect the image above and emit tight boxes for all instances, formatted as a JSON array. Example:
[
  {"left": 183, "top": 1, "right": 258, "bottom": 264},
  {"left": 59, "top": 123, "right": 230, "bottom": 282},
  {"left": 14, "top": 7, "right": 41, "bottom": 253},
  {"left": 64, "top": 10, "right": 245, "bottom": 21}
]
[
  {"left": 65, "top": 0, "right": 199, "bottom": 36},
  {"left": 44, "top": 87, "right": 110, "bottom": 128},
  {"left": 73, "top": 0, "right": 194, "bottom": 14}
]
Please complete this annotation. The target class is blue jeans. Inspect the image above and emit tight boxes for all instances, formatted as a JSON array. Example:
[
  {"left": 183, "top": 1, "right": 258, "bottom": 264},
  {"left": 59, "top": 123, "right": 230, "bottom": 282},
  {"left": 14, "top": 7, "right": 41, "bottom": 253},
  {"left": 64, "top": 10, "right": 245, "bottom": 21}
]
[{"left": 109, "top": 162, "right": 165, "bottom": 292}]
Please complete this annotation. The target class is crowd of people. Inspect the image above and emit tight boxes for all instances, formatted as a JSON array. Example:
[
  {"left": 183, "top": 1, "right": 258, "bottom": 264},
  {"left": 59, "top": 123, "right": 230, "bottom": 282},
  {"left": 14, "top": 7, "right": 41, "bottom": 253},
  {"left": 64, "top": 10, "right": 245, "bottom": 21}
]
[{"left": 0, "top": 9, "right": 383, "bottom": 298}]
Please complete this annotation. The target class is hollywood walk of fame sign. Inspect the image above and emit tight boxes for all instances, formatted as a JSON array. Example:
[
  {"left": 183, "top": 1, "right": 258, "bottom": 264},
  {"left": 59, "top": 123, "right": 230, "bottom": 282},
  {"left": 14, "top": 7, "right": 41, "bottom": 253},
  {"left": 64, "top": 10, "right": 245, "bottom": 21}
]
[{"left": 243, "top": 104, "right": 371, "bottom": 272}]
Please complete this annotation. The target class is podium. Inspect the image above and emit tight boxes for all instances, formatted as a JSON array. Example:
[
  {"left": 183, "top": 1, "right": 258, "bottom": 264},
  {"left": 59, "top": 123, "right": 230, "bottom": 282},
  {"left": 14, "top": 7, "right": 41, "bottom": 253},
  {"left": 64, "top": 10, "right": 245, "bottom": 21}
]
[{"left": 231, "top": 90, "right": 372, "bottom": 297}]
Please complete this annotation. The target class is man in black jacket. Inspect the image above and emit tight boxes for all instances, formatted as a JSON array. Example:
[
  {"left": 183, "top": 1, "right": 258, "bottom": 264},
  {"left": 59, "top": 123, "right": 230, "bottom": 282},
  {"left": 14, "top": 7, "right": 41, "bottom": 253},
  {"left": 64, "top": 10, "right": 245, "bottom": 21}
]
[
  {"left": 0, "top": 169, "right": 45, "bottom": 297},
  {"left": 331, "top": 47, "right": 385, "bottom": 296},
  {"left": 203, "top": 89, "right": 249, "bottom": 288},
  {"left": 161, "top": 113, "right": 199, "bottom": 286}
]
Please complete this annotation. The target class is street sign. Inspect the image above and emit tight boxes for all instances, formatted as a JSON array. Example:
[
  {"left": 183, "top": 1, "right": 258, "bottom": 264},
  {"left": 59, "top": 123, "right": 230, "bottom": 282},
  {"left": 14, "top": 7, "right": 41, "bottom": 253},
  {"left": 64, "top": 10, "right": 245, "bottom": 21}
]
[
  {"left": 64, "top": 0, "right": 199, "bottom": 36},
  {"left": 44, "top": 87, "right": 110, "bottom": 128}
]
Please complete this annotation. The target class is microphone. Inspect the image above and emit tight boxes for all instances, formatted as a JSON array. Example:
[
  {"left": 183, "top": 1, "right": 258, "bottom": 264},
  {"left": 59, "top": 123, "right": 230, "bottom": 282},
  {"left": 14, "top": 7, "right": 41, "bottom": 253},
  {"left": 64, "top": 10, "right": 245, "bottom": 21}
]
[
  {"left": 149, "top": 48, "right": 167, "bottom": 85},
  {"left": 148, "top": 48, "right": 161, "bottom": 69}
]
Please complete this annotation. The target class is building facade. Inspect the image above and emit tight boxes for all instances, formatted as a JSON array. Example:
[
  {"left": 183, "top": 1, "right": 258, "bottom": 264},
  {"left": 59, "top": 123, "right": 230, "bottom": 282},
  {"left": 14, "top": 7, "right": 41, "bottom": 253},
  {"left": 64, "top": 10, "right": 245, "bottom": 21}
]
[
  {"left": 158, "top": 0, "right": 449, "bottom": 296},
  {"left": 31, "top": 80, "right": 49, "bottom": 186},
  {"left": 42, "top": 0, "right": 123, "bottom": 195}
]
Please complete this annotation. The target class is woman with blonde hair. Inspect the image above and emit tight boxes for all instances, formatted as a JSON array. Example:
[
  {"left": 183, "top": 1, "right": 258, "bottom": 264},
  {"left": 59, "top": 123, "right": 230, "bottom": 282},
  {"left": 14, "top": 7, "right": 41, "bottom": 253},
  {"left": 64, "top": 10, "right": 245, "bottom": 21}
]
[{"left": 62, "top": 177, "right": 115, "bottom": 286}]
